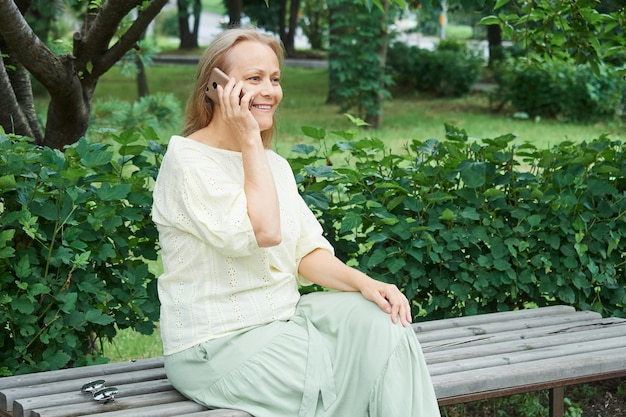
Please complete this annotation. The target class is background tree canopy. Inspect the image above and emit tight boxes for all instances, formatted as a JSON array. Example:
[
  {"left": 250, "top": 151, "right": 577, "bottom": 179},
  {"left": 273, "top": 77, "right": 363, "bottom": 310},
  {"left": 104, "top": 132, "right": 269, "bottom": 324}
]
[{"left": 0, "top": 0, "right": 623, "bottom": 148}]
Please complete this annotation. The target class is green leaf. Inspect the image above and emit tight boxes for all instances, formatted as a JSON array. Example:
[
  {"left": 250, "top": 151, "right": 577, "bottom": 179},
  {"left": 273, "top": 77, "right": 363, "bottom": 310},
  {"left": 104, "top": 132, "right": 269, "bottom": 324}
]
[
  {"left": 439, "top": 208, "right": 457, "bottom": 222},
  {"left": 303, "top": 192, "right": 328, "bottom": 211},
  {"left": 15, "top": 256, "right": 31, "bottom": 279},
  {"left": 340, "top": 211, "right": 362, "bottom": 235},
  {"left": 301, "top": 126, "right": 326, "bottom": 140},
  {"left": 494, "top": 0, "right": 511, "bottom": 10},
  {"left": 478, "top": 16, "right": 500, "bottom": 27},
  {"left": 96, "top": 183, "right": 131, "bottom": 200},
  {"left": 0, "top": 174, "right": 16, "bottom": 190},
  {"left": 119, "top": 145, "right": 146, "bottom": 156},
  {"left": 85, "top": 309, "right": 115, "bottom": 325},
  {"left": 558, "top": 286, "right": 576, "bottom": 304},
  {"left": 367, "top": 249, "right": 387, "bottom": 268},
  {"left": 42, "top": 349, "right": 71, "bottom": 370},
  {"left": 387, "top": 257, "right": 406, "bottom": 274},
  {"left": 458, "top": 161, "right": 487, "bottom": 189},
  {"left": 58, "top": 292, "right": 78, "bottom": 314},
  {"left": 13, "top": 296, "right": 36, "bottom": 314},
  {"left": 292, "top": 144, "right": 317, "bottom": 155}
]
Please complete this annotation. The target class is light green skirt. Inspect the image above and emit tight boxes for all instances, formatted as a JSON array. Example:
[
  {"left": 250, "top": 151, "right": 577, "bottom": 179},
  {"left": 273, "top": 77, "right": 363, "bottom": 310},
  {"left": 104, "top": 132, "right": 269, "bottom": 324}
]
[{"left": 164, "top": 291, "right": 440, "bottom": 417}]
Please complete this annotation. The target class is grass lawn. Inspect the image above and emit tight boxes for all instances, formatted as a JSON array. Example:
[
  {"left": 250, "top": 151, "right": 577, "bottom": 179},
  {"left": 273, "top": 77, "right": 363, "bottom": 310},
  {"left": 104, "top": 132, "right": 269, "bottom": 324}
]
[{"left": 94, "top": 63, "right": 625, "bottom": 158}]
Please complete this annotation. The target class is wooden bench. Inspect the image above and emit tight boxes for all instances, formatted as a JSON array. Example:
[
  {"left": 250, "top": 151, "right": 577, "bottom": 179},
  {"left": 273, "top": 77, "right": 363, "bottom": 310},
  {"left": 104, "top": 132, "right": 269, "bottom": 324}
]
[{"left": 2, "top": 305, "right": 625, "bottom": 417}]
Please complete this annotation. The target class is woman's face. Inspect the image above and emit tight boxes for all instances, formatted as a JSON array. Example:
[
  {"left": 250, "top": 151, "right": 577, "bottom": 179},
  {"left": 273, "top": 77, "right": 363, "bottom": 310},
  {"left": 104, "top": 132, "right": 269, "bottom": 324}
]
[{"left": 225, "top": 40, "right": 282, "bottom": 132}]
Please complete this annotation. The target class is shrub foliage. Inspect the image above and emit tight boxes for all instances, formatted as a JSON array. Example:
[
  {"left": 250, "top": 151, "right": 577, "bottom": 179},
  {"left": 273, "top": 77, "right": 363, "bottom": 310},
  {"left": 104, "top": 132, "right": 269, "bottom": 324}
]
[
  {"left": 290, "top": 123, "right": 626, "bottom": 320},
  {"left": 387, "top": 40, "right": 484, "bottom": 97},
  {"left": 0, "top": 129, "right": 163, "bottom": 376},
  {"left": 496, "top": 59, "right": 625, "bottom": 123},
  {"left": 1, "top": 122, "right": 625, "bottom": 375}
]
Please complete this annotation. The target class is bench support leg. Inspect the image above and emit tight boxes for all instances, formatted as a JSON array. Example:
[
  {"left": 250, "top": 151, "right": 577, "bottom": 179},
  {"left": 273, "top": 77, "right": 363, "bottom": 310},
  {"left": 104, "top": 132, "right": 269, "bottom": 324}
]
[{"left": 549, "top": 386, "right": 565, "bottom": 417}]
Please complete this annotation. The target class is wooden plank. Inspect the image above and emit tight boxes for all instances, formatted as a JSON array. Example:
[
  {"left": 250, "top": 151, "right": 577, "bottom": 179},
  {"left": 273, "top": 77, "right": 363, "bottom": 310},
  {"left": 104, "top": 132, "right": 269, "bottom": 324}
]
[
  {"left": 424, "top": 320, "right": 626, "bottom": 364},
  {"left": 428, "top": 337, "right": 626, "bottom": 376},
  {"left": 412, "top": 305, "right": 577, "bottom": 333},
  {"left": 2, "top": 368, "right": 166, "bottom": 414},
  {"left": 178, "top": 410, "right": 253, "bottom": 417},
  {"left": 0, "top": 359, "right": 163, "bottom": 390},
  {"left": 420, "top": 317, "right": 626, "bottom": 355},
  {"left": 415, "top": 310, "right": 602, "bottom": 343},
  {"left": 432, "top": 346, "right": 626, "bottom": 399},
  {"left": 15, "top": 379, "right": 175, "bottom": 417},
  {"left": 437, "top": 369, "right": 626, "bottom": 406},
  {"left": 32, "top": 391, "right": 189, "bottom": 417},
  {"left": 78, "top": 401, "right": 209, "bottom": 417}
]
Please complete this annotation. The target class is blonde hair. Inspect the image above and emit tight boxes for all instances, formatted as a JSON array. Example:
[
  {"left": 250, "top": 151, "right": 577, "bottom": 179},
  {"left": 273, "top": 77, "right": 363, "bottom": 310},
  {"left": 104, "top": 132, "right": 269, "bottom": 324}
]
[{"left": 182, "top": 28, "right": 285, "bottom": 148}]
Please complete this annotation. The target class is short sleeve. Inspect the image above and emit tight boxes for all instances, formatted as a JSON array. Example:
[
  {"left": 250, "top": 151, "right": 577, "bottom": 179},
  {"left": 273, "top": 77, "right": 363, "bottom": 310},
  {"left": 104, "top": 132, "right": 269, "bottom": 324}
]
[{"left": 152, "top": 139, "right": 259, "bottom": 257}]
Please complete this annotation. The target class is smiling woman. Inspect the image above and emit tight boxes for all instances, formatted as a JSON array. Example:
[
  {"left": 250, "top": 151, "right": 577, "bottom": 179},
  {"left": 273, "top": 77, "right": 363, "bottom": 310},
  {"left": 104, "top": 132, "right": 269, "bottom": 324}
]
[{"left": 151, "top": 27, "right": 441, "bottom": 417}]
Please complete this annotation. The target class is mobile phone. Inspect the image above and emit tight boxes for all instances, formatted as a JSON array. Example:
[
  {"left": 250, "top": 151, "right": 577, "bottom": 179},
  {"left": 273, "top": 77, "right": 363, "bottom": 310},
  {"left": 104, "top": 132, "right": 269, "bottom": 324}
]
[{"left": 205, "top": 67, "right": 231, "bottom": 103}]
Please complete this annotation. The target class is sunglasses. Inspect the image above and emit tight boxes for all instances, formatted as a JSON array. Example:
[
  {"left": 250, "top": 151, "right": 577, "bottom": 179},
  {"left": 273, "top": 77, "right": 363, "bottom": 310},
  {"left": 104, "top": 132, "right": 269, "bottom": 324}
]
[{"left": 81, "top": 379, "right": 119, "bottom": 403}]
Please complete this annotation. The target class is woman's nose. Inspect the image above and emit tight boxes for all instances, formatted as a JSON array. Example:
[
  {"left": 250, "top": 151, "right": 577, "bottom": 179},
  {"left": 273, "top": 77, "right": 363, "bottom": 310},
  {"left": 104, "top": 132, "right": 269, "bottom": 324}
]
[{"left": 258, "top": 78, "right": 273, "bottom": 96}]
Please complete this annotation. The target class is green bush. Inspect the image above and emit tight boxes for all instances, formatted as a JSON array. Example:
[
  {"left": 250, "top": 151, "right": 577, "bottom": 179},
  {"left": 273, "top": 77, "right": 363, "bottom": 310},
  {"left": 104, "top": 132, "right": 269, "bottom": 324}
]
[
  {"left": 91, "top": 92, "right": 182, "bottom": 136},
  {"left": 153, "top": 8, "right": 179, "bottom": 38},
  {"left": 0, "top": 128, "right": 163, "bottom": 376},
  {"left": 497, "top": 59, "right": 625, "bottom": 122},
  {"left": 291, "top": 122, "right": 626, "bottom": 320},
  {"left": 387, "top": 40, "right": 484, "bottom": 97}
]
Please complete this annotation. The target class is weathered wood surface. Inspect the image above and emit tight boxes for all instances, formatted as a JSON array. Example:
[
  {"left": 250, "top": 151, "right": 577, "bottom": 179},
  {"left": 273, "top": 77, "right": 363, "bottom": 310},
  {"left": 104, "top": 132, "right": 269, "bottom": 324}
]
[{"left": 1, "top": 305, "right": 625, "bottom": 417}]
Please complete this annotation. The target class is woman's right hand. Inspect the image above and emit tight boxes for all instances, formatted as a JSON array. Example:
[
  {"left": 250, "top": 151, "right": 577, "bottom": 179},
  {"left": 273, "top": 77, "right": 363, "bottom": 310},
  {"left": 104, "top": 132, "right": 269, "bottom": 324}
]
[{"left": 217, "top": 78, "right": 261, "bottom": 148}]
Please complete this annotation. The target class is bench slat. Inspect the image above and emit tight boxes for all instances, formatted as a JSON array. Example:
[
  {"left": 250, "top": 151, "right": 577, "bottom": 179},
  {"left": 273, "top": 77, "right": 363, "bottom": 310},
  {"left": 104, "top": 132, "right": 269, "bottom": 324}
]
[
  {"left": 415, "top": 310, "right": 601, "bottom": 343},
  {"left": 78, "top": 401, "right": 209, "bottom": 417},
  {"left": 32, "top": 391, "right": 189, "bottom": 417},
  {"left": 178, "top": 411, "right": 253, "bottom": 417},
  {"left": 15, "top": 379, "right": 175, "bottom": 417},
  {"left": 2, "top": 368, "right": 166, "bottom": 414},
  {"left": 423, "top": 319, "right": 626, "bottom": 363},
  {"left": 431, "top": 346, "right": 626, "bottom": 399},
  {"left": 412, "top": 305, "right": 577, "bottom": 333},
  {"left": 428, "top": 336, "right": 626, "bottom": 376},
  {"left": 0, "top": 359, "right": 163, "bottom": 390}
]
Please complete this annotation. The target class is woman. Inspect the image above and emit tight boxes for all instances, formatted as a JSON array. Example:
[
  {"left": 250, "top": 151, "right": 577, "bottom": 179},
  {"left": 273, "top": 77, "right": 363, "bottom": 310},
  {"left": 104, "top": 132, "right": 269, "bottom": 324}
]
[{"left": 152, "top": 27, "right": 440, "bottom": 417}]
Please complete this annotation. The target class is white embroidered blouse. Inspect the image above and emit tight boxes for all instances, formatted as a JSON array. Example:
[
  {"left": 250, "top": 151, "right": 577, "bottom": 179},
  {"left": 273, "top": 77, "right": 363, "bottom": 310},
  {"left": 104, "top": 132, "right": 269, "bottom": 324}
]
[{"left": 152, "top": 136, "right": 334, "bottom": 355}]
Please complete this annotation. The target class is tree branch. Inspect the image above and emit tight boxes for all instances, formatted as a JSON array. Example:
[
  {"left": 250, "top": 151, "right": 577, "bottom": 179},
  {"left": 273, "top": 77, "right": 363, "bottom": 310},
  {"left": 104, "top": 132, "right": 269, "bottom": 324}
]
[
  {"left": 91, "top": 0, "right": 168, "bottom": 78},
  {"left": 73, "top": 0, "right": 137, "bottom": 73},
  {"left": 0, "top": 0, "right": 66, "bottom": 93}
]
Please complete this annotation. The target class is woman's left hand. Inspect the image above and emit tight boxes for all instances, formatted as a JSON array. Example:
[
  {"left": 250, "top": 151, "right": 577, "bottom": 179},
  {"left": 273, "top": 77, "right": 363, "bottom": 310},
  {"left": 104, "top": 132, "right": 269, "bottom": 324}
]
[
  {"left": 358, "top": 280, "right": 412, "bottom": 327},
  {"left": 299, "top": 249, "right": 413, "bottom": 326}
]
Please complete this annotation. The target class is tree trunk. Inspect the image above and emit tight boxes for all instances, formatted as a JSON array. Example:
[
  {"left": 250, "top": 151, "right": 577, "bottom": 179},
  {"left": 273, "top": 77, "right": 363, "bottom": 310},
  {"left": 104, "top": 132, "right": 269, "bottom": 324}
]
[
  {"left": 226, "top": 0, "right": 242, "bottom": 27},
  {"left": 0, "top": 0, "right": 168, "bottom": 149},
  {"left": 136, "top": 55, "right": 149, "bottom": 98},
  {"left": 326, "top": 0, "right": 342, "bottom": 104},
  {"left": 0, "top": 42, "right": 43, "bottom": 142},
  {"left": 178, "top": 0, "right": 199, "bottom": 49},
  {"left": 286, "top": 0, "right": 300, "bottom": 55},
  {"left": 278, "top": 0, "right": 288, "bottom": 50},
  {"left": 364, "top": 0, "right": 389, "bottom": 129},
  {"left": 487, "top": 24, "right": 504, "bottom": 66}
]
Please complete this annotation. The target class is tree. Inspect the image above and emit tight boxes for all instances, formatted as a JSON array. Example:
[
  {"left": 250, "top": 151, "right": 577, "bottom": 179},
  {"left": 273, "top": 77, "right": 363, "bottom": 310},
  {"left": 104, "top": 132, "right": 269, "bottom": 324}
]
[
  {"left": 0, "top": 0, "right": 168, "bottom": 150},
  {"left": 328, "top": 0, "right": 394, "bottom": 128},
  {"left": 241, "top": 0, "right": 300, "bottom": 57},
  {"left": 278, "top": 0, "right": 301, "bottom": 55},
  {"left": 177, "top": 0, "right": 202, "bottom": 49},
  {"left": 226, "top": 0, "right": 243, "bottom": 27},
  {"left": 477, "top": 0, "right": 625, "bottom": 73}
]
